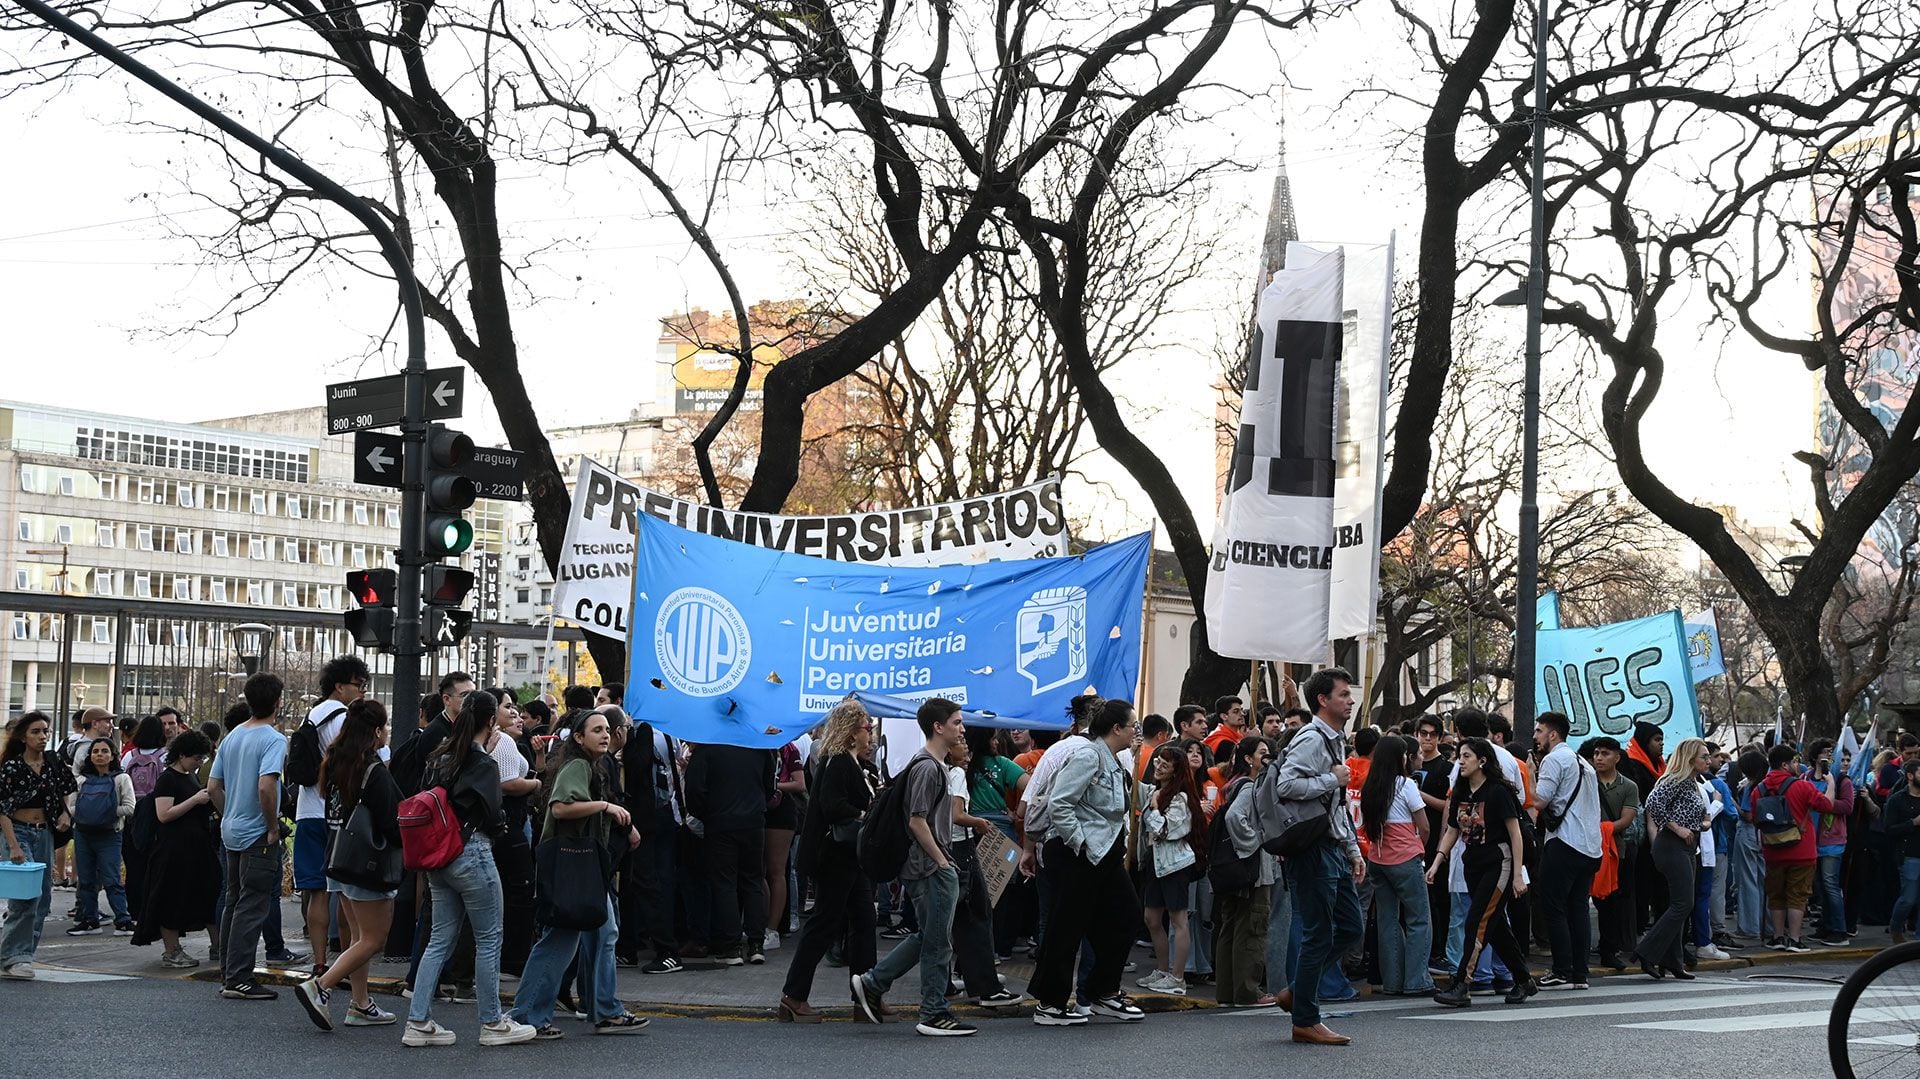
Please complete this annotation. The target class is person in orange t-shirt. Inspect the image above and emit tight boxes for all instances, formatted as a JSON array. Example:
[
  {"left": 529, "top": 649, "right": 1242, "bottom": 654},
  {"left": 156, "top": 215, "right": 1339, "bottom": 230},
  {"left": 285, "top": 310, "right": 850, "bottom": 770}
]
[{"left": 1201, "top": 696, "right": 1248, "bottom": 759}]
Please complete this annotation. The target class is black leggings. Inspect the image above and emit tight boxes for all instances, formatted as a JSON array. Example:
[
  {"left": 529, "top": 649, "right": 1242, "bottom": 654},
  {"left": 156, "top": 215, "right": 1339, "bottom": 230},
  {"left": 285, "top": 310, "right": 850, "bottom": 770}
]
[
  {"left": 780, "top": 858, "right": 874, "bottom": 1002},
  {"left": 1455, "top": 848, "right": 1529, "bottom": 986}
]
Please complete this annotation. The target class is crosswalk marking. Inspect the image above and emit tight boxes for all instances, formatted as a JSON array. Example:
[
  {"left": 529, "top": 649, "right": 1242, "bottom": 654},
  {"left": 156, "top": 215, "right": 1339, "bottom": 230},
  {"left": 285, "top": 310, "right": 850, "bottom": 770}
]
[
  {"left": 1401, "top": 988, "right": 1838, "bottom": 1024},
  {"left": 1218, "top": 976, "right": 1769, "bottom": 1018},
  {"left": 1627, "top": 1002, "right": 1920, "bottom": 1034}
]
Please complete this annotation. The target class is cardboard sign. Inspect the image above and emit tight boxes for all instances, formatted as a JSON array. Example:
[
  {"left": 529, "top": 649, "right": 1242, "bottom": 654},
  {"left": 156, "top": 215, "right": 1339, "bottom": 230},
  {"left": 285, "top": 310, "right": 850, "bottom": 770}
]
[{"left": 975, "top": 827, "right": 1021, "bottom": 907}]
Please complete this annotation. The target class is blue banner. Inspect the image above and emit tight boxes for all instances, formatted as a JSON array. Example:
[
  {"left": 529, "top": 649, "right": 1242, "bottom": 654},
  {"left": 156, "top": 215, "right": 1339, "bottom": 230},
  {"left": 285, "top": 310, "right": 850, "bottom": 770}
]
[
  {"left": 623, "top": 515, "right": 1152, "bottom": 748},
  {"left": 1534, "top": 610, "right": 1703, "bottom": 749},
  {"left": 1537, "top": 591, "right": 1562, "bottom": 631}
]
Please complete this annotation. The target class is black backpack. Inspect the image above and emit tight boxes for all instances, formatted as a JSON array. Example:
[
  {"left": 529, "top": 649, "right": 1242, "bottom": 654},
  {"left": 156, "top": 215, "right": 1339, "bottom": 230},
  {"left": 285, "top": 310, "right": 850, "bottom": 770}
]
[
  {"left": 284, "top": 702, "right": 343, "bottom": 789},
  {"left": 858, "top": 756, "right": 939, "bottom": 883},
  {"left": 1206, "top": 777, "right": 1260, "bottom": 895}
]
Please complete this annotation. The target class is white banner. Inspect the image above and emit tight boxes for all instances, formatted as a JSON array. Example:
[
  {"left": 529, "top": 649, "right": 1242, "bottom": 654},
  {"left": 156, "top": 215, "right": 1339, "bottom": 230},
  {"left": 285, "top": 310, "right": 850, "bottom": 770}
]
[
  {"left": 1206, "top": 242, "right": 1344, "bottom": 661},
  {"left": 553, "top": 458, "right": 1071, "bottom": 639},
  {"left": 1327, "top": 238, "right": 1394, "bottom": 639}
]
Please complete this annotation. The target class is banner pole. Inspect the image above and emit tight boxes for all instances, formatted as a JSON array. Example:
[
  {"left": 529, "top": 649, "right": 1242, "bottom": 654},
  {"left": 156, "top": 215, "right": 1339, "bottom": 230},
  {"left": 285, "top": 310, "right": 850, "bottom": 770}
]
[{"left": 1140, "top": 519, "right": 1158, "bottom": 710}]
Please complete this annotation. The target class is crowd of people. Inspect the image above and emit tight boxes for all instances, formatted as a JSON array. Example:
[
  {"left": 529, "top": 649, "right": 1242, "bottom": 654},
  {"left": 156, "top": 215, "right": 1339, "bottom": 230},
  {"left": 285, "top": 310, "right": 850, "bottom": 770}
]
[{"left": 0, "top": 658, "right": 1897, "bottom": 1047}]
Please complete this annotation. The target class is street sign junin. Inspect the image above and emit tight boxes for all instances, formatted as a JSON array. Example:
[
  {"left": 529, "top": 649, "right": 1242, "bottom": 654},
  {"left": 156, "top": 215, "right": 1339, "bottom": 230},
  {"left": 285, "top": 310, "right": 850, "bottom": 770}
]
[{"left": 325, "top": 366, "right": 465, "bottom": 434}]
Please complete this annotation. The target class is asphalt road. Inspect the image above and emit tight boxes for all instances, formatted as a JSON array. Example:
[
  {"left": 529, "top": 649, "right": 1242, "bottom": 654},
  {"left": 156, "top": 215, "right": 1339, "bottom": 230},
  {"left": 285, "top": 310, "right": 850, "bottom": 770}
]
[{"left": 5, "top": 960, "right": 1866, "bottom": 1077}]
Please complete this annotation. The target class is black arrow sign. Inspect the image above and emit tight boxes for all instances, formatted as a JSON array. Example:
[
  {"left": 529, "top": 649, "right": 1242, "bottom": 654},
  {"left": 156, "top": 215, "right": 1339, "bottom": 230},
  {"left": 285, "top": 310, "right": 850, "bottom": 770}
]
[
  {"left": 352, "top": 430, "right": 405, "bottom": 489},
  {"left": 325, "top": 366, "right": 465, "bottom": 434}
]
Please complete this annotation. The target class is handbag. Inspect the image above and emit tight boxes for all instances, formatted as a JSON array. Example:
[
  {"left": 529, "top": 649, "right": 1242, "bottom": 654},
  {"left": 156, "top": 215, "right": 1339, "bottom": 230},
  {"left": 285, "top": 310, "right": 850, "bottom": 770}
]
[
  {"left": 535, "top": 831, "right": 610, "bottom": 930},
  {"left": 830, "top": 817, "right": 862, "bottom": 845},
  {"left": 325, "top": 765, "right": 403, "bottom": 891}
]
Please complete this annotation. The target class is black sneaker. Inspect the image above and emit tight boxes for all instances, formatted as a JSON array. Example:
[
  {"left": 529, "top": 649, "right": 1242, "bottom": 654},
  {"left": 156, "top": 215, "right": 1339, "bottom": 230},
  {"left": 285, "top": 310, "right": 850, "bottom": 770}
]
[
  {"left": 66, "top": 922, "right": 104, "bottom": 936},
  {"left": 1032, "top": 1003, "right": 1088, "bottom": 1026},
  {"left": 594, "top": 1013, "right": 650, "bottom": 1035},
  {"left": 851, "top": 973, "right": 884, "bottom": 1024},
  {"left": 1784, "top": 938, "right": 1812, "bottom": 953},
  {"left": 970, "top": 989, "right": 1023, "bottom": 1008},
  {"left": 264, "top": 950, "right": 310, "bottom": 966},
  {"left": 747, "top": 951, "right": 767, "bottom": 965},
  {"left": 220, "top": 982, "right": 278, "bottom": 1001},
  {"left": 1765, "top": 936, "right": 1788, "bottom": 951},
  {"left": 1503, "top": 979, "right": 1533, "bottom": 1005},
  {"left": 1433, "top": 982, "right": 1471, "bottom": 1008},
  {"left": 113, "top": 921, "right": 136, "bottom": 936},
  {"left": 643, "top": 957, "right": 684, "bottom": 975},
  {"left": 1090, "top": 993, "right": 1145, "bottom": 1021},
  {"left": 879, "top": 926, "right": 912, "bottom": 940},
  {"left": 916, "top": 1015, "right": 978, "bottom": 1037},
  {"left": 1535, "top": 974, "right": 1570, "bottom": 989},
  {"left": 294, "top": 978, "right": 334, "bottom": 1031},
  {"left": 1816, "top": 931, "right": 1853, "bottom": 947}
]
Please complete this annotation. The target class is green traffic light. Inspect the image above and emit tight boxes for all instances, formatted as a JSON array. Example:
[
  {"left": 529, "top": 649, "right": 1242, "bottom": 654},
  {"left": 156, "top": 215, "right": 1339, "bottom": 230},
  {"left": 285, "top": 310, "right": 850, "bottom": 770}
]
[{"left": 425, "top": 514, "right": 474, "bottom": 557}]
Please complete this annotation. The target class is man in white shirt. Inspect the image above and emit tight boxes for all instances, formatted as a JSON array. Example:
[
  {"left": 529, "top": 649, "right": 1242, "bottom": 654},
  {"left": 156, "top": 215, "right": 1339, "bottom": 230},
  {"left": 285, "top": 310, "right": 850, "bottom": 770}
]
[
  {"left": 295, "top": 656, "right": 368, "bottom": 973},
  {"left": 1531, "top": 711, "right": 1603, "bottom": 990}
]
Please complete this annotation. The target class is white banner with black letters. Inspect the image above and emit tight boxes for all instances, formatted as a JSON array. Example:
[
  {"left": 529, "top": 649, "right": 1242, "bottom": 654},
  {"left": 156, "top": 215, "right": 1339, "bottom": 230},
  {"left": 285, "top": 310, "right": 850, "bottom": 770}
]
[
  {"left": 1206, "top": 242, "right": 1344, "bottom": 661},
  {"left": 553, "top": 457, "right": 1071, "bottom": 639},
  {"left": 1326, "top": 238, "right": 1394, "bottom": 639}
]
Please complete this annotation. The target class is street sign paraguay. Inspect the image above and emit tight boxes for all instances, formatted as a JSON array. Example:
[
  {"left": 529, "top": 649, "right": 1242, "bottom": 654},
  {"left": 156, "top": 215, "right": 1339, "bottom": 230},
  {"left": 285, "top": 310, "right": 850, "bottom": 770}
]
[
  {"left": 325, "top": 367, "right": 465, "bottom": 434},
  {"left": 464, "top": 445, "right": 528, "bottom": 501}
]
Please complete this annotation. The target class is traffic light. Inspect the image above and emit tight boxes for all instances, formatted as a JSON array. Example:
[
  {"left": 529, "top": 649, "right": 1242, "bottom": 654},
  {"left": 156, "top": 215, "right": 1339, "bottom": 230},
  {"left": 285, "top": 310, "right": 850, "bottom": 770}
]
[
  {"left": 344, "top": 568, "right": 397, "bottom": 650},
  {"left": 423, "top": 425, "right": 475, "bottom": 558},
  {"left": 424, "top": 607, "right": 474, "bottom": 649},
  {"left": 423, "top": 564, "right": 475, "bottom": 607}
]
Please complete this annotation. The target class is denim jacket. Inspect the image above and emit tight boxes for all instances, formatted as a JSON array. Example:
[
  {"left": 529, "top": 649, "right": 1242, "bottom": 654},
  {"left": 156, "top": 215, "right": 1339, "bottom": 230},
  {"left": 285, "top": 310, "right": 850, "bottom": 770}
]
[{"left": 1046, "top": 741, "right": 1128, "bottom": 863}]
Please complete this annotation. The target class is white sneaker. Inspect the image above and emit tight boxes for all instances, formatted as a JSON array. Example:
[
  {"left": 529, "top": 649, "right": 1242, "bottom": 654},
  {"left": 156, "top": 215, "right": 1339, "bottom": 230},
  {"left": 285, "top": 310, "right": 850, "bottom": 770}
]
[
  {"left": 479, "top": 1018, "right": 538, "bottom": 1047},
  {"left": 401, "top": 1020, "right": 456, "bottom": 1047},
  {"left": 1697, "top": 945, "right": 1732, "bottom": 961},
  {"left": 1136, "top": 970, "right": 1170, "bottom": 991},
  {"left": 763, "top": 929, "right": 782, "bottom": 951},
  {"left": 1158, "top": 979, "right": 1188, "bottom": 996},
  {"left": 0, "top": 963, "right": 34, "bottom": 981}
]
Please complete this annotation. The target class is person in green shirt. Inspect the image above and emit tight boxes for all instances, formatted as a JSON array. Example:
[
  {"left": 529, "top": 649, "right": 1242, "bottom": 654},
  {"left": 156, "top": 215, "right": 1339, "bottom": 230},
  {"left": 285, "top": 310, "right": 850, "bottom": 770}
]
[
  {"left": 505, "top": 712, "right": 648, "bottom": 1039},
  {"left": 965, "top": 726, "right": 1029, "bottom": 839}
]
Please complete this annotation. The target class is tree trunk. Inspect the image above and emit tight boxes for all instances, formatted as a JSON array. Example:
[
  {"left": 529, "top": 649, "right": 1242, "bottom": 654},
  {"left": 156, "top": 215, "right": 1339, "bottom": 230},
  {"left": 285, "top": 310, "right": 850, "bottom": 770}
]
[{"left": 1771, "top": 610, "right": 1840, "bottom": 742}]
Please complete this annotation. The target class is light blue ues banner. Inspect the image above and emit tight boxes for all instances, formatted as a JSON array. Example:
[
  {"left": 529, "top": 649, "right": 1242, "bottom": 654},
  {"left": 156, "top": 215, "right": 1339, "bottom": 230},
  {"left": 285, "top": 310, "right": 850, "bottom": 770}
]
[
  {"left": 623, "top": 514, "right": 1153, "bottom": 748},
  {"left": 1534, "top": 609, "right": 1704, "bottom": 749}
]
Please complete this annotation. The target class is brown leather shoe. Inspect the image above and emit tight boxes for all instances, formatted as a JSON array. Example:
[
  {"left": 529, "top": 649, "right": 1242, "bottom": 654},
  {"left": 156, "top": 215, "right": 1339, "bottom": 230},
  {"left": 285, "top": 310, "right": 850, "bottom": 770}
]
[
  {"left": 1292, "top": 1023, "right": 1352, "bottom": 1046},
  {"left": 777, "top": 997, "right": 823, "bottom": 1023},
  {"left": 1272, "top": 988, "right": 1294, "bottom": 1013}
]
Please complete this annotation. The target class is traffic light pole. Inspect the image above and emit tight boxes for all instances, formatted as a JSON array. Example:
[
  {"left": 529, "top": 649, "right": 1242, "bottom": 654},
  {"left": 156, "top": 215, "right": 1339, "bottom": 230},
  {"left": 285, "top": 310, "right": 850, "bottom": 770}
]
[{"left": 15, "top": 0, "right": 429, "bottom": 716}]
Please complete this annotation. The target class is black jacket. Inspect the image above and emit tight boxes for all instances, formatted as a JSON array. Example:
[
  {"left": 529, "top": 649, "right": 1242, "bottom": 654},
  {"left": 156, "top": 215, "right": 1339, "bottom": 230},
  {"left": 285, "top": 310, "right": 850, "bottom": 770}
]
[
  {"left": 621, "top": 722, "right": 684, "bottom": 835},
  {"left": 429, "top": 740, "right": 506, "bottom": 841},
  {"left": 797, "top": 752, "right": 873, "bottom": 876},
  {"left": 684, "top": 743, "right": 774, "bottom": 832}
]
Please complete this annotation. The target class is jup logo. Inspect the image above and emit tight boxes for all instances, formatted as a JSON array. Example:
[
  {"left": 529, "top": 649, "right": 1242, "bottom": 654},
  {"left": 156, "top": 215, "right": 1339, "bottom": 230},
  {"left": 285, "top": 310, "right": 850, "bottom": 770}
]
[
  {"left": 654, "top": 587, "right": 752, "bottom": 696},
  {"left": 1016, "top": 586, "right": 1087, "bottom": 695}
]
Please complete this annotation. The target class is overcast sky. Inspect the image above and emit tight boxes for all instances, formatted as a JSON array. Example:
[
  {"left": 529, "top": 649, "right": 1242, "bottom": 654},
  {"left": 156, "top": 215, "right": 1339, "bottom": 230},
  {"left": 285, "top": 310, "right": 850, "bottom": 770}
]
[{"left": 0, "top": 4, "right": 1817, "bottom": 544}]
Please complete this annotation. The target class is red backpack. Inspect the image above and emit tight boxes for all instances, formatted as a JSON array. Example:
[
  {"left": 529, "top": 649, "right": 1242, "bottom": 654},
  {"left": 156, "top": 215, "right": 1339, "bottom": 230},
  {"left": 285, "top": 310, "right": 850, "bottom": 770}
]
[{"left": 397, "top": 786, "right": 465, "bottom": 871}]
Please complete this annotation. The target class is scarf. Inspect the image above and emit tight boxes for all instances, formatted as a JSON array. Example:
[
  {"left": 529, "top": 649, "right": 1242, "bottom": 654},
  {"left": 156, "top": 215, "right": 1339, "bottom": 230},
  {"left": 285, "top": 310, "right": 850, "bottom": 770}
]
[
  {"left": 1591, "top": 819, "right": 1620, "bottom": 900},
  {"left": 1626, "top": 737, "right": 1665, "bottom": 781}
]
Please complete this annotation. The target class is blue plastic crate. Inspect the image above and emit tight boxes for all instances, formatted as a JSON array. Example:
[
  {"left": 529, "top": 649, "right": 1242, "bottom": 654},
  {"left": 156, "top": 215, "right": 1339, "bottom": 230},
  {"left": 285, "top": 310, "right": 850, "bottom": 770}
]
[{"left": 0, "top": 861, "right": 47, "bottom": 901}]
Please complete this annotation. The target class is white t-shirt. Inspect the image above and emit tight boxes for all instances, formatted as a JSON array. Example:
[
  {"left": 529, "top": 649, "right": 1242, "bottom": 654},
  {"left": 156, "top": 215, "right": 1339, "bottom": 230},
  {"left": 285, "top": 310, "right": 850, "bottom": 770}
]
[
  {"left": 488, "top": 732, "right": 530, "bottom": 783},
  {"left": 295, "top": 700, "right": 348, "bottom": 821},
  {"left": 1385, "top": 776, "right": 1425, "bottom": 824},
  {"left": 948, "top": 766, "right": 973, "bottom": 844}
]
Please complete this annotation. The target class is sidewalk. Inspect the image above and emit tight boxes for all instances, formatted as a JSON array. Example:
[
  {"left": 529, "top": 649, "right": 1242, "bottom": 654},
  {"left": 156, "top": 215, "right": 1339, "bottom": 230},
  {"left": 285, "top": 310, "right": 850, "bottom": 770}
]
[{"left": 29, "top": 890, "right": 1882, "bottom": 1020}]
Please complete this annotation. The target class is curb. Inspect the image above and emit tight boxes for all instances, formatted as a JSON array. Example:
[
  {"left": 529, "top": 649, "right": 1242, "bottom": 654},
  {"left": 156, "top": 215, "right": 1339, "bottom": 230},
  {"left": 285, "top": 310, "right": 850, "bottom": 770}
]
[{"left": 133, "top": 943, "right": 1895, "bottom": 1021}]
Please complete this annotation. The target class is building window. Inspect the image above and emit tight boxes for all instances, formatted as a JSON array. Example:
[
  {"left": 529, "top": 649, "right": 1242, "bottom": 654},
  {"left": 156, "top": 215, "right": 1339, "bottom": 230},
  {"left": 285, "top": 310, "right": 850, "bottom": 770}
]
[
  {"left": 282, "top": 583, "right": 299, "bottom": 607},
  {"left": 210, "top": 579, "right": 227, "bottom": 603},
  {"left": 352, "top": 546, "right": 368, "bottom": 569},
  {"left": 512, "top": 654, "right": 528, "bottom": 672},
  {"left": 517, "top": 556, "right": 531, "bottom": 573},
  {"left": 92, "top": 619, "right": 110, "bottom": 645},
  {"left": 212, "top": 533, "right": 228, "bottom": 558},
  {"left": 172, "top": 576, "right": 191, "bottom": 601},
  {"left": 178, "top": 485, "right": 196, "bottom": 508},
  {"left": 10, "top": 616, "right": 27, "bottom": 641},
  {"left": 175, "top": 531, "right": 192, "bottom": 555},
  {"left": 59, "top": 475, "right": 76, "bottom": 497},
  {"left": 54, "top": 523, "right": 72, "bottom": 544},
  {"left": 95, "top": 572, "right": 115, "bottom": 597},
  {"left": 287, "top": 497, "right": 303, "bottom": 520},
  {"left": 137, "top": 526, "right": 154, "bottom": 551},
  {"left": 250, "top": 536, "right": 270, "bottom": 561},
  {"left": 353, "top": 503, "right": 369, "bottom": 526},
  {"left": 385, "top": 506, "right": 400, "bottom": 529},
  {"left": 18, "top": 468, "right": 32, "bottom": 493},
  {"left": 134, "top": 573, "right": 151, "bottom": 598},
  {"left": 252, "top": 492, "right": 268, "bottom": 515},
  {"left": 138, "top": 479, "right": 155, "bottom": 503},
  {"left": 131, "top": 622, "right": 148, "bottom": 647},
  {"left": 14, "top": 520, "right": 27, "bottom": 541},
  {"left": 11, "top": 569, "right": 25, "bottom": 590},
  {"left": 540, "top": 587, "right": 552, "bottom": 605},
  {"left": 320, "top": 543, "right": 336, "bottom": 566},
  {"left": 212, "top": 486, "right": 230, "bottom": 512},
  {"left": 98, "top": 523, "right": 116, "bottom": 548},
  {"left": 517, "top": 588, "right": 530, "bottom": 604},
  {"left": 284, "top": 540, "right": 301, "bottom": 564}
]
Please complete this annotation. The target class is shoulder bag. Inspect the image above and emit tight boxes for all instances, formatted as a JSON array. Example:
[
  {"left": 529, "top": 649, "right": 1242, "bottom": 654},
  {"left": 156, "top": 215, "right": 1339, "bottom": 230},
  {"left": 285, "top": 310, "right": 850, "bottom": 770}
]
[{"left": 326, "top": 764, "right": 404, "bottom": 891}]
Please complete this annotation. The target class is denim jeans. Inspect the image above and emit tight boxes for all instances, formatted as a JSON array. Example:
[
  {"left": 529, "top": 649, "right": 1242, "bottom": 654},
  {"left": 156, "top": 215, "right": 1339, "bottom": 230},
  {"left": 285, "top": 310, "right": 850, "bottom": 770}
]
[
  {"left": 1816, "top": 853, "right": 1847, "bottom": 936},
  {"left": 1186, "top": 875, "right": 1214, "bottom": 975},
  {"left": 1729, "top": 830, "right": 1765, "bottom": 937},
  {"left": 1286, "top": 895, "right": 1353, "bottom": 999},
  {"left": 1891, "top": 856, "right": 1920, "bottom": 933},
  {"left": 864, "top": 865, "right": 959, "bottom": 1021},
  {"left": 1287, "top": 841, "right": 1363, "bottom": 1028},
  {"left": 1370, "top": 858, "right": 1434, "bottom": 993},
  {"left": 0, "top": 822, "right": 53, "bottom": 966},
  {"left": 1693, "top": 864, "right": 1716, "bottom": 947},
  {"left": 220, "top": 839, "right": 283, "bottom": 987},
  {"left": 1265, "top": 877, "right": 1292, "bottom": 994},
  {"left": 1445, "top": 888, "right": 1468, "bottom": 968},
  {"left": 409, "top": 835, "right": 504, "bottom": 1026},
  {"left": 510, "top": 892, "right": 621, "bottom": 1027},
  {"left": 73, "top": 829, "right": 130, "bottom": 925}
]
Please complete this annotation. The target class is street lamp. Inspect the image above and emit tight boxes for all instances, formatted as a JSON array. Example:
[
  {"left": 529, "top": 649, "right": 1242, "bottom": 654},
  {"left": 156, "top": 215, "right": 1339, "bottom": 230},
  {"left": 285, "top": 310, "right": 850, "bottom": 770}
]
[{"left": 228, "top": 623, "right": 274, "bottom": 677}]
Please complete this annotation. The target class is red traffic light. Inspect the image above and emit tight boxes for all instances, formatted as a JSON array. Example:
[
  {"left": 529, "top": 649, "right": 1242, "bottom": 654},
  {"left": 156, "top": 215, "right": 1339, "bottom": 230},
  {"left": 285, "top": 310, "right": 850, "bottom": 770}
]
[
  {"left": 346, "top": 569, "right": 398, "bottom": 607},
  {"left": 423, "top": 565, "right": 475, "bottom": 606}
]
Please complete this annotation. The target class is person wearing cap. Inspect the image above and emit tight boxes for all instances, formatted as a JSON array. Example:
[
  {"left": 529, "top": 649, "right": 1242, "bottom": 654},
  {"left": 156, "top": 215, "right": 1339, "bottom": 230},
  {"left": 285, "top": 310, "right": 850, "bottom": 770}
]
[{"left": 64, "top": 708, "right": 118, "bottom": 771}]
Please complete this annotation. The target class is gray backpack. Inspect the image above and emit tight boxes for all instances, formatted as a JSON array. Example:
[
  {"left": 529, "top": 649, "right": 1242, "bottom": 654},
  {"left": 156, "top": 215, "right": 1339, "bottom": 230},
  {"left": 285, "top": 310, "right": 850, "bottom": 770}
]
[{"left": 1252, "top": 727, "right": 1339, "bottom": 857}]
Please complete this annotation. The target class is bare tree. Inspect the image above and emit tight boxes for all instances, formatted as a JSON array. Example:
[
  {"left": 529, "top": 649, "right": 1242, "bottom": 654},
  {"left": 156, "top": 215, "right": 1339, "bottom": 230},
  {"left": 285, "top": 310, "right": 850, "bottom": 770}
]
[{"left": 1515, "top": 0, "right": 1920, "bottom": 740}]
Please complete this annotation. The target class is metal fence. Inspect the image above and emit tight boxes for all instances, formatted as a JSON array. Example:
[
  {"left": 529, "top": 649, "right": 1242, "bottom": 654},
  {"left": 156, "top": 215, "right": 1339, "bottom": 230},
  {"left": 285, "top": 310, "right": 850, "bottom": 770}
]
[{"left": 0, "top": 589, "right": 590, "bottom": 730}]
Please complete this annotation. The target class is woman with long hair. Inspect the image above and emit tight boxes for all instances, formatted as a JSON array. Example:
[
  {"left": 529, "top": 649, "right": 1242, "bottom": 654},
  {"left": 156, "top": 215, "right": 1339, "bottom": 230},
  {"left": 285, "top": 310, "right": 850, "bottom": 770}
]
[
  {"left": 504, "top": 710, "right": 648, "bottom": 1039},
  {"left": 1634, "top": 737, "right": 1711, "bottom": 981},
  {"left": 1214, "top": 735, "right": 1276, "bottom": 1007},
  {"left": 133, "top": 729, "right": 219, "bottom": 967},
  {"left": 962, "top": 724, "right": 1029, "bottom": 958},
  {"left": 764, "top": 740, "right": 807, "bottom": 949},
  {"left": 294, "top": 699, "right": 404, "bottom": 1031},
  {"left": 1359, "top": 734, "right": 1433, "bottom": 996},
  {"left": 779, "top": 699, "right": 879, "bottom": 1022},
  {"left": 1139, "top": 742, "right": 1207, "bottom": 995},
  {"left": 402, "top": 690, "right": 536, "bottom": 1048},
  {"left": 0, "top": 711, "right": 76, "bottom": 979},
  {"left": 65, "top": 738, "right": 136, "bottom": 935},
  {"left": 1427, "top": 738, "right": 1532, "bottom": 1007}
]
